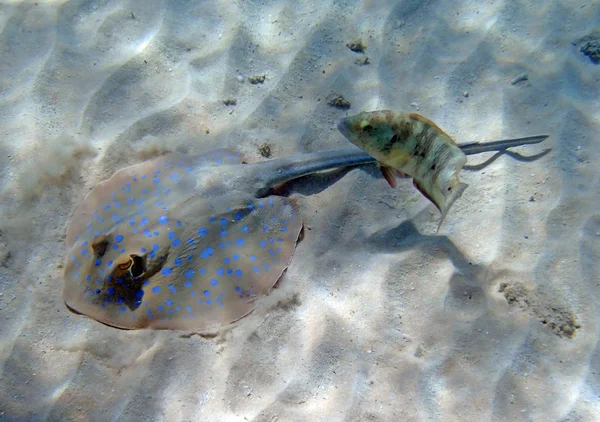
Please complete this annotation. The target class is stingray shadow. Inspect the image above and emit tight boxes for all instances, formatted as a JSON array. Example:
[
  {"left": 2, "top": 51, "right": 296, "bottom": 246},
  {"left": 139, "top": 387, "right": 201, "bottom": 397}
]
[{"left": 464, "top": 148, "right": 552, "bottom": 172}]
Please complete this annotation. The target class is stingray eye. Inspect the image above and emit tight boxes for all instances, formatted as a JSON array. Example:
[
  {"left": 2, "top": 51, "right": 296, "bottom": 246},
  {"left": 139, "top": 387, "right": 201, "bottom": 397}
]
[
  {"left": 92, "top": 238, "right": 109, "bottom": 258},
  {"left": 130, "top": 255, "right": 146, "bottom": 278},
  {"left": 117, "top": 260, "right": 132, "bottom": 271}
]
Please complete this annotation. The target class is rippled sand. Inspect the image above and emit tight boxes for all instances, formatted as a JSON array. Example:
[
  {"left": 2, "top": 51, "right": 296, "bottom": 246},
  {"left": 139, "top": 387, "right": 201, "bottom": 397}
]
[{"left": 0, "top": 1, "right": 599, "bottom": 421}]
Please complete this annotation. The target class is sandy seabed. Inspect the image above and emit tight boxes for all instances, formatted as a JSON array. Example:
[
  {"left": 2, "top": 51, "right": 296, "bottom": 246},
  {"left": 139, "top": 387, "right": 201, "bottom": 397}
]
[{"left": 0, "top": 0, "right": 599, "bottom": 421}]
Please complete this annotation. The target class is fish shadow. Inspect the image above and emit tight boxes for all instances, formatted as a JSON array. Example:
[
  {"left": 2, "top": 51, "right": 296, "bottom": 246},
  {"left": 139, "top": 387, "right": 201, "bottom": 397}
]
[{"left": 363, "top": 220, "right": 476, "bottom": 274}]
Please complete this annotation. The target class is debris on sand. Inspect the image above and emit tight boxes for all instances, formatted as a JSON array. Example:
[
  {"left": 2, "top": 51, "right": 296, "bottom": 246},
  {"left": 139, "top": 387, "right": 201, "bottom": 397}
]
[{"left": 326, "top": 92, "right": 351, "bottom": 110}]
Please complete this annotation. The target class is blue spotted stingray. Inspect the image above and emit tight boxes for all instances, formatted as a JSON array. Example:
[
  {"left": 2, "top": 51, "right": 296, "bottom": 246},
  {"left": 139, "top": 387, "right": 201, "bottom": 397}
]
[{"left": 64, "top": 117, "right": 547, "bottom": 331}]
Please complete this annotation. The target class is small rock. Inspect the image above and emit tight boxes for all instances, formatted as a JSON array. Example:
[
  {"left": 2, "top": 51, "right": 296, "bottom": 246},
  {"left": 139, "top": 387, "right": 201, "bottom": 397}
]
[
  {"left": 580, "top": 38, "right": 600, "bottom": 64},
  {"left": 248, "top": 74, "right": 266, "bottom": 84},
  {"left": 346, "top": 39, "right": 366, "bottom": 53},
  {"left": 222, "top": 98, "right": 237, "bottom": 106}
]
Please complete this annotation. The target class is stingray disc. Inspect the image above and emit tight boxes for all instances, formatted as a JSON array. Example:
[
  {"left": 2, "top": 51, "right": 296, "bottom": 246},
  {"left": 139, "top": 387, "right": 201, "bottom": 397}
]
[{"left": 63, "top": 149, "right": 302, "bottom": 331}]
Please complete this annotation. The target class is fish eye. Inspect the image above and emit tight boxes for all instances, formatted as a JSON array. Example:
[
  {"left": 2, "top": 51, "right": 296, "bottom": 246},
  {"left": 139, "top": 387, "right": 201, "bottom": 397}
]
[
  {"left": 130, "top": 255, "right": 146, "bottom": 278},
  {"left": 362, "top": 124, "right": 373, "bottom": 132}
]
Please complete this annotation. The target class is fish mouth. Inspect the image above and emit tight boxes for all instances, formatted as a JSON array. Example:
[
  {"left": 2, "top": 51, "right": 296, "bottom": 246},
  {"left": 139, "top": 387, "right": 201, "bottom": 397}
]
[{"left": 336, "top": 117, "right": 352, "bottom": 140}]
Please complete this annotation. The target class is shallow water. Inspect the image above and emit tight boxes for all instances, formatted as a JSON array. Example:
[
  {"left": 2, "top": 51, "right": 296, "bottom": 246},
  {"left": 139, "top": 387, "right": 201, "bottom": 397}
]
[{"left": 0, "top": 0, "right": 599, "bottom": 421}]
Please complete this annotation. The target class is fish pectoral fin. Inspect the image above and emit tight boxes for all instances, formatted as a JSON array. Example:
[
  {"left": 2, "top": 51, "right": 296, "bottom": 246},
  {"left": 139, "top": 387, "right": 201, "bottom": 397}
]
[
  {"left": 412, "top": 179, "right": 442, "bottom": 212},
  {"left": 380, "top": 165, "right": 398, "bottom": 188}
]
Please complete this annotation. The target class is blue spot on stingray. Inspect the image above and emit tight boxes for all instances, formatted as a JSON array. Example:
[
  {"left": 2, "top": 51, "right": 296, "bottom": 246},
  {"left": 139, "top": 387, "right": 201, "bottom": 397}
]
[
  {"left": 263, "top": 264, "right": 271, "bottom": 271},
  {"left": 235, "top": 269, "right": 243, "bottom": 277},
  {"left": 176, "top": 221, "right": 182, "bottom": 227},
  {"left": 107, "top": 260, "right": 114, "bottom": 267},
  {"left": 200, "top": 268, "right": 206, "bottom": 275},
  {"left": 236, "top": 238, "right": 245, "bottom": 246},
  {"left": 81, "top": 248, "right": 88, "bottom": 255},
  {"left": 249, "top": 255, "right": 256, "bottom": 261},
  {"left": 263, "top": 226, "right": 269, "bottom": 232},
  {"left": 158, "top": 305, "right": 164, "bottom": 311},
  {"left": 241, "top": 225, "right": 249, "bottom": 233},
  {"left": 259, "top": 202, "right": 264, "bottom": 208},
  {"left": 143, "top": 230, "right": 152, "bottom": 238},
  {"left": 220, "top": 243, "right": 226, "bottom": 249},
  {"left": 197, "top": 227, "right": 207, "bottom": 236},
  {"left": 187, "top": 238, "right": 195, "bottom": 245},
  {"left": 172, "top": 238, "right": 181, "bottom": 247},
  {"left": 186, "top": 306, "right": 192, "bottom": 312},
  {"left": 104, "top": 205, "right": 111, "bottom": 210},
  {"left": 81, "top": 241, "right": 88, "bottom": 246},
  {"left": 203, "top": 290, "right": 210, "bottom": 296},
  {"left": 185, "top": 269, "right": 194, "bottom": 278},
  {"left": 166, "top": 299, "right": 173, "bottom": 306},
  {"left": 227, "top": 268, "right": 233, "bottom": 275},
  {"left": 154, "top": 169, "right": 160, "bottom": 174},
  {"left": 220, "top": 230, "right": 227, "bottom": 237},
  {"left": 220, "top": 219, "right": 228, "bottom": 227},
  {"left": 153, "top": 231, "right": 159, "bottom": 236},
  {"left": 190, "top": 291, "right": 196, "bottom": 297},
  {"left": 152, "top": 285, "right": 162, "bottom": 293},
  {"left": 209, "top": 217, "right": 216, "bottom": 223},
  {"left": 253, "top": 266, "right": 260, "bottom": 273},
  {"left": 158, "top": 215, "right": 168, "bottom": 224},
  {"left": 149, "top": 251, "right": 156, "bottom": 259},
  {"left": 161, "top": 268, "right": 172, "bottom": 276},
  {"left": 95, "top": 259, "right": 102, "bottom": 267},
  {"left": 260, "top": 240, "right": 267, "bottom": 247},
  {"left": 115, "top": 234, "right": 124, "bottom": 242},
  {"left": 135, "top": 290, "right": 144, "bottom": 299},
  {"left": 140, "top": 217, "right": 149, "bottom": 226},
  {"left": 117, "top": 297, "right": 124, "bottom": 304},
  {"left": 235, "top": 287, "right": 242, "bottom": 293},
  {"left": 216, "top": 268, "right": 225, "bottom": 276},
  {"left": 168, "top": 284, "right": 177, "bottom": 293},
  {"left": 210, "top": 279, "right": 218, "bottom": 286},
  {"left": 184, "top": 281, "right": 192, "bottom": 288},
  {"left": 233, "top": 254, "right": 240, "bottom": 261},
  {"left": 168, "top": 232, "right": 175, "bottom": 240},
  {"left": 206, "top": 300, "right": 212, "bottom": 305},
  {"left": 268, "top": 199, "right": 274, "bottom": 207},
  {"left": 224, "top": 258, "right": 230, "bottom": 265},
  {"left": 174, "top": 257, "right": 182, "bottom": 266},
  {"left": 175, "top": 307, "right": 181, "bottom": 312},
  {"left": 281, "top": 227, "right": 288, "bottom": 232},
  {"left": 107, "top": 287, "right": 115, "bottom": 295},
  {"left": 234, "top": 212, "right": 243, "bottom": 221},
  {"left": 112, "top": 214, "right": 120, "bottom": 220},
  {"left": 85, "top": 275, "right": 91, "bottom": 281},
  {"left": 247, "top": 204, "right": 255, "bottom": 211},
  {"left": 201, "top": 247, "right": 214, "bottom": 259},
  {"left": 152, "top": 243, "right": 160, "bottom": 251}
]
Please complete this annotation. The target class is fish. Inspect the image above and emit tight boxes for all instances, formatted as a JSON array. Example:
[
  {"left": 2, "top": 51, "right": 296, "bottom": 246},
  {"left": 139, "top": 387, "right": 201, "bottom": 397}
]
[
  {"left": 337, "top": 110, "right": 469, "bottom": 224},
  {"left": 64, "top": 116, "right": 548, "bottom": 331}
]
